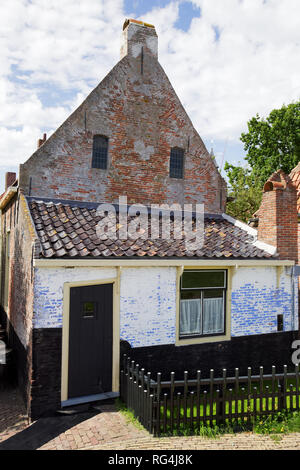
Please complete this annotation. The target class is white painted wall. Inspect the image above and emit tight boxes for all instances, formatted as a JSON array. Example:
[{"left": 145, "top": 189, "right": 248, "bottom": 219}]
[
  {"left": 33, "top": 267, "right": 117, "bottom": 328},
  {"left": 119, "top": 267, "right": 177, "bottom": 347}
]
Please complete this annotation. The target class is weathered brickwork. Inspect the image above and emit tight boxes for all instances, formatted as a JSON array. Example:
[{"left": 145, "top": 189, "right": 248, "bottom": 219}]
[
  {"left": 119, "top": 267, "right": 177, "bottom": 347},
  {"left": 31, "top": 328, "right": 62, "bottom": 419},
  {"left": 231, "top": 267, "right": 298, "bottom": 336},
  {"left": 0, "top": 193, "right": 37, "bottom": 410},
  {"left": 33, "top": 266, "right": 117, "bottom": 328},
  {"left": 257, "top": 170, "right": 298, "bottom": 261},
  {"left": 4, "top": 172, "right": 17, "bottom": 192},
  {"left": 1, "top": 20, "right": 299, "bottom": 421},
  {"left": 32, "top": 266, "right": 297, "bottom": 345},
  {"left": 18, "top": 22, "right": 226, "bottom": 211}
]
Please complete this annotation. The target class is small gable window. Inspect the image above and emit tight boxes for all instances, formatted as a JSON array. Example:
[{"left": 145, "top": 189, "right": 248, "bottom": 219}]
[
  {"left": 92, "top": 135, "right": 108, "bottom": 169},
  {"left": 170, "top": 147, "right": 184, "bottom": 179}
]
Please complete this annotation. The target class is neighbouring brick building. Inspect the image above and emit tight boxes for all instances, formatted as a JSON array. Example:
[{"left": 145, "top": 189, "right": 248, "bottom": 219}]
[{"left": 0, "top": 19, "right": 299, "bottom": 419}]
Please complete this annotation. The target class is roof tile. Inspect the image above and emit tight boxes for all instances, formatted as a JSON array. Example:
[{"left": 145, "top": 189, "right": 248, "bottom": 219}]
[{"left": 28, "top": 198, "right": 277, "bottom": 260}]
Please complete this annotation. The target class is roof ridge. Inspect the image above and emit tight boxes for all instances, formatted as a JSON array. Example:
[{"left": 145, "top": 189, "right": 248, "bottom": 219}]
[{"left": 26, "top": 196, "right": 225, "bottom": 219}]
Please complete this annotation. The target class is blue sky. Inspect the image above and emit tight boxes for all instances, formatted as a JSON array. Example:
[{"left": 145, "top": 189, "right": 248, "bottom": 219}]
[
  {"left": 0, "top": 0, "right": 299, "bottom": 193},
  {"left": 124, "top": 0, "right": 202, "bottom": 31}
]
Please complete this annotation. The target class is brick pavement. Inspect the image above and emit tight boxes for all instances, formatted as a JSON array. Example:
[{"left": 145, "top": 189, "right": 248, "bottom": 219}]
[
  {"left": 38, "top": 404, "right": 149, "bottom": 451},
  {"left": 1, "top": 387, "right": 300, "bottom": 450},
  {"left": 90, "top": 432, "right": 300, "bottom": 451},
  {"left": 0, "top": 386, "right": 29, "bottom": 442}
]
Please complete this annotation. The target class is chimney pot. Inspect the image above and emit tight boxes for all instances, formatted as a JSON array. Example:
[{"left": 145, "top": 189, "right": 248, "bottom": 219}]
[
  {"left": 5, "top": 172, "right": 16, "bottom": 190},
  {"left": 263, "top": 181, "right": 286, "bottom": 192},
  {"left": 257, "top": 170, "right": 298, "bottom": 260},
  {"left": 120, "top": 18, "right": 158, "bottom": 60}
]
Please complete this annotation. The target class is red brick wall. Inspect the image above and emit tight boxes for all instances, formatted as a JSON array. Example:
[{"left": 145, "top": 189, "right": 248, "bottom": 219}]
[
  {"left": 257, "top": 170, "right": 298, "bottom": 261},
  {"left": 257, "top": 189, "right": 278, "bottom": 247},
  {"left": 0, "top": 194, "right": 36, "bottom": 412}
]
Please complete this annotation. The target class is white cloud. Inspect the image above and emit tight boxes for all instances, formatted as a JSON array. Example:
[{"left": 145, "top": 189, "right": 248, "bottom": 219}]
[
  {"left": 0, "top": 0, "right": 124, "bottom": 168},
  {"left": 154, "top": 0, "right": 300, "bottom": 141},
  {"left": 0, "top": 0, "right": 299, "bottom": 183}
]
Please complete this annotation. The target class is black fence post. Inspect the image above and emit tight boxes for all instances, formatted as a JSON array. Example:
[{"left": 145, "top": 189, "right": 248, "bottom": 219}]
[
  {"left": 282, "top": 364, "right": 288, "bottom": 411},
  {"left": 170, "top": 371, "right": 175, "bottom": 433},
  {"left": 221, "top": 368, "right": 227, "bottom": 423},
  {"left": 196, "top": 370, "right": 201, "bottom": 429},
  {"left": 183, "top": 371, "right": 188, "bottom": 428},
  {"left": 296, "top": 363, "right": 299, "bottom": 412},
  {"left": 119, "top": 358, "right": 299, "bottom": 435},
  {"left": 271, "top": 365, "right": 276, "bottom": 416},
  {"left": 155, "top": 372, "right": 161, "bottom": 436}
]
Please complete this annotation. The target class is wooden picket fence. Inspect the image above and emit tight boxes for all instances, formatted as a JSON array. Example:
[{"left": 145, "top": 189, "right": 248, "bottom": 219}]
[{"left": 120, "top": 354, "right": 300, "bottom": 436}]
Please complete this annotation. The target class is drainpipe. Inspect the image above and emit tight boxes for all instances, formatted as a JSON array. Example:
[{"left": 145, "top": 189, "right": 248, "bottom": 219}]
[
  {"left": 291, "top": 266, "right": 295, "bottom": 332},
  {"left": 294, "top": 266, "right": 300, "bottom": 339}
]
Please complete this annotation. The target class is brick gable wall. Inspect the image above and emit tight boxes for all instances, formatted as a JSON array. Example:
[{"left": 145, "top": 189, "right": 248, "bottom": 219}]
[{"left": 19, "top": 22, "right": 226, "bottom": 212}]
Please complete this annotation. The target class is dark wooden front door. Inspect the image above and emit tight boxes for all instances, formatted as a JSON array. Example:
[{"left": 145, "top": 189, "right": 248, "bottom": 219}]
[{"left": 68, "top": 283, "right": 113, "bottom": 399}]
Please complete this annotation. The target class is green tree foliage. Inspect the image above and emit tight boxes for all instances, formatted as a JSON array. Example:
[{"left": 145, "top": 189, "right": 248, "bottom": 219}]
[
  {"left": 225, "top": 101, "right": 300, "bottom": 221},
  {"left": 224, "top": 163, "right": 262, "bottom": 223}
]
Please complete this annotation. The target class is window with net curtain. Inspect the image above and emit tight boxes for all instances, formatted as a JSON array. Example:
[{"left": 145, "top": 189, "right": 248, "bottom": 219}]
[{"left": 180, "top": 270, "right": 226, "bottom": 338}]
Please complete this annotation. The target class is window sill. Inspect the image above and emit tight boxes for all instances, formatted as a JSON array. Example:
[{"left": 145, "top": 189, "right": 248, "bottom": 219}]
[
  {"left": 180, "top": 332, "right": 225, "bottom": 340},
  {"left": 91, "top": 167, "right": 109, "bottom": 172}
]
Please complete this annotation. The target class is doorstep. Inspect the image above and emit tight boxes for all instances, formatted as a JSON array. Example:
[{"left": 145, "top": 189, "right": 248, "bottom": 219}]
[{"left": 61, "top": 391, "right": 119, "bottom": 408}]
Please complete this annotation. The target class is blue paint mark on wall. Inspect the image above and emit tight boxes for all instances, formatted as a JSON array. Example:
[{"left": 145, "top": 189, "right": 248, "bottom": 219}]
[
  {"left": 119, "top": 267, "right": 177, "bottom": 348},
  {"left": 33, "top": 267, "right": 297, "bottom": 350},
  {"left": 231, "top": 284, "right": 294, "bottom": 337}
]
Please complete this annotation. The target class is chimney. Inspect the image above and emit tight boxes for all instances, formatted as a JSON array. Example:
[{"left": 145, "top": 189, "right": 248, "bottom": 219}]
[
  {"left": 257, "top": 169, "right": 298, "bottom": 261},
  {"left": 37, "top": 133, "right": 47, "bottom": 149},
  {"left": 5, "top": 172, "right": 16, "bottom": 191},
  {"left": 120, "top": 19, "right": 158, "bottom": 61}
]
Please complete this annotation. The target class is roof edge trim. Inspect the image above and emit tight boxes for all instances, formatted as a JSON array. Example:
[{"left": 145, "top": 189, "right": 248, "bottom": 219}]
[
  {"left": 253, "top": 239, "right": 277, "bottom": 255},
  {"left": 222, "top": 212, "right": 277, "bottom": 255},
  {"left": 222, "top": 212, "right": 258, "bottom": 237},
  {"left": 33, "top": 258, "right": 294, "bottom": 268}
]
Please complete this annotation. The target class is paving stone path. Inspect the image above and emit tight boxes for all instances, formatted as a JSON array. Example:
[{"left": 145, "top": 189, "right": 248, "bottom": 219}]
[
  {"left": 0, "top": 387, "right": 29, "bottom": 443},
  {"left": 1, "top": 387, "right": 300, "bottom": 450},
  {"left": 90, "top": 431, "right": 300, "bottom": 451}
]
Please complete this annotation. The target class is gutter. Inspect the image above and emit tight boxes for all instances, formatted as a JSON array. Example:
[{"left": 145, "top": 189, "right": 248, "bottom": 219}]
[
  {"left": 292, "top": 266, "right": 295, "bottom": 331},
  {"left": 33, "top": 258, "right": 295, "bottom": 268}
]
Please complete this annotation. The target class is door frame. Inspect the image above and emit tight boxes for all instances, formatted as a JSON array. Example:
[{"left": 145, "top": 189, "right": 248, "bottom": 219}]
[{"left": 61, "top": 276, "right": 120, "bottom": 403}]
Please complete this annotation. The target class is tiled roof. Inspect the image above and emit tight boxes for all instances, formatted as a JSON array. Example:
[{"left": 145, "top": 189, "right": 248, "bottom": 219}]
[
  {"left": 290, "top": 163, "right": 300, "bottom": 212},
  {"left": 28, "top": 197, "right": 277, "bottom": 260}
]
